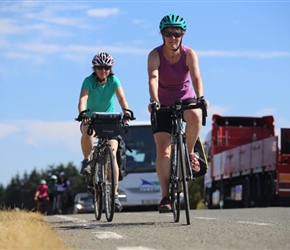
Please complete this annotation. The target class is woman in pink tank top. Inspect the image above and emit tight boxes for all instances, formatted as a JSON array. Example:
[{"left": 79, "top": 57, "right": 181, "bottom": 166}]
[{"left": 147, "top": 14, "right": 206, "bottom": 213}]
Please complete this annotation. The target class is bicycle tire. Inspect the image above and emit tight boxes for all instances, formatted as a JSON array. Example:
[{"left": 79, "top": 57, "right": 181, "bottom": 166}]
[
  {"left": 170, "top": 141, "right": 180, "bottom": 222},
  {"left": 92, "top": 161, "right": 103, "bottom": 221},
  {"left": 103, "top": 145, "right": 115, "bottom": 222},
  {"left": 179, "top": 134, "right": 191, "bottom": 225}
]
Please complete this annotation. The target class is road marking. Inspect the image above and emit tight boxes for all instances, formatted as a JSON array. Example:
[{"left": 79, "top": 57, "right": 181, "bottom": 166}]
[
  {"left": 54, "top": 215, "right": 88, "bottom": 223},
  {"left": 92, "top": 231, "right": 123, "bottom": 239},
  {"left": 194, "top": 217, "right": 219, "bottom": 220},
  {"left": 117, "top": 247, "right": 156, "bottom": 250},
  {"left": 53, "top": 215, "right": 99, "bottom": 229},
  {"left": 237, "top": 221, "right": 272, "bottom": 226}
]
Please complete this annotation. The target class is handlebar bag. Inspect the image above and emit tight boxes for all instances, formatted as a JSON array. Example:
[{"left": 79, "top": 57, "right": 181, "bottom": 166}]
[{"left": 91, "top": 112, "right": 122, "bottom": 137}]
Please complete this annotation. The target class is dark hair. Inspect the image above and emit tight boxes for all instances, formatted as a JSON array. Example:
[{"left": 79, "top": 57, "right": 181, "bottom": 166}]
[
  {"left": 161, "top": 27, "right": 184, "bottom": 35},
  {"left": 92, "top": 72, "right": 115, "bottom": 88}
]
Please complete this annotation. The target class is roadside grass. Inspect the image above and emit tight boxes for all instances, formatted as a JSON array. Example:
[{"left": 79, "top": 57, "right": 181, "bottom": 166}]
[{"left": 0, "top": 209, "right": 68, "bottom": 250}]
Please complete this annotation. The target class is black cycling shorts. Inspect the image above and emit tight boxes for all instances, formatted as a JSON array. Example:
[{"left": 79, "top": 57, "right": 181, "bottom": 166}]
[
  {"left": 151, "top": 98, "right": 196, "bottom": 134},
  {"left": 80, "top": 122, "right": 118, "bottom": 141}
]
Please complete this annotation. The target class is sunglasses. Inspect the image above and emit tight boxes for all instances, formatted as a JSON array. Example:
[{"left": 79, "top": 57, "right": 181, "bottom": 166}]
[
  {"left": 95, "top": 66, "right": 111, "bottom": 70},
  {"left": 164, "top": 32, "right": 183, "bottom": 38}
]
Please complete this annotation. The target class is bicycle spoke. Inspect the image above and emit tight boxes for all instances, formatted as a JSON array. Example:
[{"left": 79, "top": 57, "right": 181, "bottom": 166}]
[
  {"left": 170, "top": 140, "right": 181, "bottom": 222},
  {"left": 92, "top": 161, "right": 103, "bottom": 221},
  {"left": 103, "top": 146, "right": 115, "bottom": 222},
  {"left": 179, "top": 135, "right": 191, "bottom": 225}
]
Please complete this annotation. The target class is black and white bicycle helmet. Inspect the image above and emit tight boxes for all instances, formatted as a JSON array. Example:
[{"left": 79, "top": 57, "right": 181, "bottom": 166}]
[
  {"left": 59, "top": 172, "right": 66, "bottom": 178},
  {"left": 92, "top": 52, "right": 114, "bottom": 67}
]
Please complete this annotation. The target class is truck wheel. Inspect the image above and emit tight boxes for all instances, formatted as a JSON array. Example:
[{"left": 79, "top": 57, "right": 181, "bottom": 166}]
[
  {"left": 219, "top": 183, "right": 226, "bottom": 209},
  {"left": 242, "top": 177, "right": 251, "bottom": 208},
  {"left": 252, "top": 174, "right": 261, "bottom": 207},
  {"left": 264, "top": 173, "right": 274, "bottom": 207}
]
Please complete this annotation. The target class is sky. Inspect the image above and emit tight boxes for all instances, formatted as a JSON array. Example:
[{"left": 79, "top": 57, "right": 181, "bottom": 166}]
[{"left": 0, "top": 0, "right": 289, "bottom": 187}]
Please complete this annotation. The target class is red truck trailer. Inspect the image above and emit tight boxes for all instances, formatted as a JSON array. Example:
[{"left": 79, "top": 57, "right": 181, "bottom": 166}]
[{"left": 204, "top": 114, "right": 290, "bottom": 208}]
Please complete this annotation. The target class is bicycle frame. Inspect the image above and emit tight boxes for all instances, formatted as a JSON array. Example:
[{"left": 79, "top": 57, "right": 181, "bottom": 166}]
[
  {"left": 169, "top": 104, "right": 193, "bottom": 225},
  {"left": 90, "top": 136, "right": 115, "bottom": 222}
]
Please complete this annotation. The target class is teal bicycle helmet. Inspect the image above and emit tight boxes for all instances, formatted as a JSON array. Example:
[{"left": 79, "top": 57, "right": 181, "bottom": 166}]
[{"left": 159, "top": 14, "right": 187, "bottom": 32}]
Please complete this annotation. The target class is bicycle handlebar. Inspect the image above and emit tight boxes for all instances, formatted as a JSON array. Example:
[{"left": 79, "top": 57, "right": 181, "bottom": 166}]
[
  {"left": 75, "top": 108, "right": 136, "bottom": 136},
  {"left": 75, "top": 109, "right": 90, "bottom": 122},
  {"left": 75, "top": 108, "right": 136, "bottom": 122},
  {"left": 151, "top": 100, "right": 207, "bottom": 130}
]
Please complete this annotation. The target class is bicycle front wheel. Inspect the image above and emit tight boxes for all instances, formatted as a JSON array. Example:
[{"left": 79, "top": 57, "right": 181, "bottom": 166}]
[
  {"left": 103, "top": 146, "right": 116, "bottom": 222},
  {"left": 179, "top": 134, "right": 191, "bottom": 225},
  {"left": 170, "top": 141, "right": 180, "bottom": 223},
  {"left": 92, "top": 161, "right": 103, "bottom": 221}
]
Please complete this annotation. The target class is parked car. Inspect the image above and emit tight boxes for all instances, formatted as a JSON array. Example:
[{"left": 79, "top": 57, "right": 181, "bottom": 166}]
[{"left": 73, "top": 193, "right": 94, "bottom": 214}]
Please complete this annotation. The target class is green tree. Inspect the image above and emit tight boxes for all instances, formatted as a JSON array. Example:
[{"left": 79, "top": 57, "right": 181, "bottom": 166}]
[
  {"left": 0, "top": 184, "right": 5, "bottom": 209},
  {"left": 1, "top": 162, "right": 85, "bottom": 211}
]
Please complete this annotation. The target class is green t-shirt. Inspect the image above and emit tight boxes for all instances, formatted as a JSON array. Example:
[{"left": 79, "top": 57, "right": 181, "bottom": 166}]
[{"left": 82, "top": 74, "right": 121, "bottom": 116}]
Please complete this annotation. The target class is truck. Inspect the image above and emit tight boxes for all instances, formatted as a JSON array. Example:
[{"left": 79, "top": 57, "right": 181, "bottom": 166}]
[{"left": 204, "top": 114, "right": 290, "bottom": 209}]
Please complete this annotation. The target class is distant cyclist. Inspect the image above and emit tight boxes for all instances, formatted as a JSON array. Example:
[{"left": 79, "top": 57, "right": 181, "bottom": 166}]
[
  {"left": 147, "top": 14, "right": 206, "bottom": 212},
  {"left": 77, "top": 52, "right": 131, "bottom": 211},
  {"left": 34, "top": 179, "right": 49, "bottom": 213},
  {"left": 47, "top": 174, "right": 57, "bottom": 214},
  {"left": 55, "top": 172, "right": 71, "bottom": 214}
]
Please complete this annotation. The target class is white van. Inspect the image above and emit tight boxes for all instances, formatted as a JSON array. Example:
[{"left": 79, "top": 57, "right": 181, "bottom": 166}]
[{"left": 117, "top": 121, "right": 161, "bottom": 208}]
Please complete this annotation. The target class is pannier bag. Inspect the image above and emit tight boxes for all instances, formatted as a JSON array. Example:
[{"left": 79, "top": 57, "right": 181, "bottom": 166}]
[
  {"left": 91, "top": 112, "right": 122, "bottom": 137},
  {"left": 116, "top": 135, "right": 126, "bottom": 181},
  {"left": 193, "top": 137, "right": 208, "bottom": 178}
]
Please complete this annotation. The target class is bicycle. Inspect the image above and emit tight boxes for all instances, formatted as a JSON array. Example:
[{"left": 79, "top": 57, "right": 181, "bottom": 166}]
[
  {"left": 76, "top": 108, "right": 135, "bottom": 222},
  {"left": 36, "top": 195, "right": 48, "bottom": 214},
  {"left": 151, "top": 99, "right": 207, "bottom": 225}
]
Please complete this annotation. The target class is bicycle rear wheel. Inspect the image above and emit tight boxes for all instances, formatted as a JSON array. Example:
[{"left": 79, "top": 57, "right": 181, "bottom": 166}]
[
  {"left": 103, "top": 145, "right": 115, "bottom": 222},
  {"left": 170, "top": 141, "right": 181, "bottom": 222},
  {"left": 179, "top": 134, "right": 191, "bottom": 225},
  {"left": 92, "top": 161, "right": 103, "bottom": 221}
]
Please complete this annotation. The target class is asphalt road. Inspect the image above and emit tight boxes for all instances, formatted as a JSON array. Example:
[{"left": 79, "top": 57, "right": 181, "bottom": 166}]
[{"left": 45, "top": 207, "right": 290, "bottom": 250}]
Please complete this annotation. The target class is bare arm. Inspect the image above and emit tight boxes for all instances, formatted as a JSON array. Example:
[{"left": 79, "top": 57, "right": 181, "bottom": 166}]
[
  {"left": 78, "top": 88, "right": 89, "bottom": 113},
  {"left": 34, "top": 189, "right": 39, "bottom": 200},
  {"left": 186, "top": 48, "right": 204, "bottom": 98},
  {"left": 147, "top": 49, "right": 160, "bottom": 103},
  {"left": 115, "top": 86, "right": 130, "bottom": 114}
]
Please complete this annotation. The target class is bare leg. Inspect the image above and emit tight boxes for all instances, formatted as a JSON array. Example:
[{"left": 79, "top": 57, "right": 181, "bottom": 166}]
[
  {"left": 154, "top": 132, "right": 171, "bottom": 198},
  {"left": 109, "top": 139, "right": 119, "bottom": 194},
  {"left": 184, "top": 109, "right": 202, "bottom": 153},
  {"left": 36, "top": 201, "right": 40, "bottom": 212},
  {"left": 81, "top": 124, "right": 94, "bottom": 160}
]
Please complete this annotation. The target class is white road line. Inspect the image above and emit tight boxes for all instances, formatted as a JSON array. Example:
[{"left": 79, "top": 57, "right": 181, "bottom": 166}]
[
  {"left": 237, "top": 221, "right": 272, "bottom": 226},
  {"left": 92, "top": 232, "right": 123, "bottom": 239},
  {"left": 54, "top": 215, "right": 88, "bottom": 223},
  {"left": 53, "top": 215, "right": 99, "bottom": 229},
  {"left": 194, "top": 217, "right": 219, "bottom": 220},
  {"left": 117, "top": 247, "right": 156, "bottom": 250}
]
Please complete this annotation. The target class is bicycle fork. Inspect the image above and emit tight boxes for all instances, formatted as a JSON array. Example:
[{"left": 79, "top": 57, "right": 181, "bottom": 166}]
[{"left": 169, "top": 136, "right": 182, "bottom": 193}]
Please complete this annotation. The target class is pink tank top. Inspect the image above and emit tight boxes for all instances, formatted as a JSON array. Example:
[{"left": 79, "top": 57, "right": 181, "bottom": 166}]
[{"left": 156, "top": 44, "right": 194, "bottom": 106}]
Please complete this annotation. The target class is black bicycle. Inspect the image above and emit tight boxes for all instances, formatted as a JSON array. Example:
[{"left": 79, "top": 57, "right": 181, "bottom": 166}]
[
  {"left": 76, "top": 109, "right": 135, "bottom": 222},
  {"left": 151, "top": 99, "right": 207, "bottom": 225}
]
